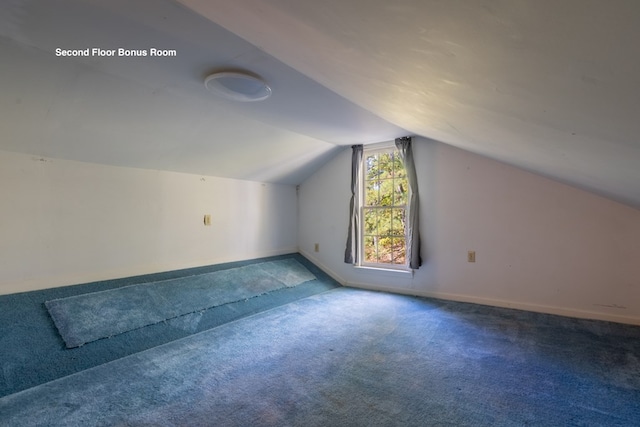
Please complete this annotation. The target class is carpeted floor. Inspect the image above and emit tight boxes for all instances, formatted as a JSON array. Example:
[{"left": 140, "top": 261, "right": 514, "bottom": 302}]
[
  {"left": 2, "top": 286, "right": 640, "bottom": 426},
  {"left": 46, "top": 258, "right": 316, "bottom": 348},
  {"left": 0, "top": 253, "right": 339, "bottom": 398}
]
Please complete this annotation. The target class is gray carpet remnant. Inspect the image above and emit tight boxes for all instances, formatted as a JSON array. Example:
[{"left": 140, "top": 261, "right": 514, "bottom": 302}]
[{"left": 45, "top": 258, "right": 316, "bottom": 347}]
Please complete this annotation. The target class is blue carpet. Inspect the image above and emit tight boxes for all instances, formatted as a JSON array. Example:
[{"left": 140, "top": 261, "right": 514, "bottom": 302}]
[
  {"left": 45, "top": 259, "right": 315, "bottom": 348},
  {"left": 0, "top": 253, "right": 339, "bottom": 398},
  {"left": 2, "top": 287, "right": 639, "bottom": 426}
]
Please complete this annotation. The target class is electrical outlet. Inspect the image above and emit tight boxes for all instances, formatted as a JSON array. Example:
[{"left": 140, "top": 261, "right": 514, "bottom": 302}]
[
  {"left": 314, "top": 243, "right": 320, "bottom": 252},
  {"left": 467, "top": 250, "right": 476, "bottom": 263},
  {"left": 203, "top": 214, "right": 212, "bottom": 226}
]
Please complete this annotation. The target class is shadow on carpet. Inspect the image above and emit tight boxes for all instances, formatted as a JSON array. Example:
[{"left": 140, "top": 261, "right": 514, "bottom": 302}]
[{"left": 2, "top": 287, "right": 640, "bottom": 426}]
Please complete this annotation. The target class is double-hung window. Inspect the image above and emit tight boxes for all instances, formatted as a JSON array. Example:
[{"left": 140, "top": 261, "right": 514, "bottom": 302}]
[{"left": 360, "top": 145, "right": 409, "bottom": 270}]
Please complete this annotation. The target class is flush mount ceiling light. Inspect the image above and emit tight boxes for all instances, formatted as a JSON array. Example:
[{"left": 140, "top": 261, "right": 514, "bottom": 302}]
[{"left": 204, "top": 71, "right": 272, "bottom": 102}]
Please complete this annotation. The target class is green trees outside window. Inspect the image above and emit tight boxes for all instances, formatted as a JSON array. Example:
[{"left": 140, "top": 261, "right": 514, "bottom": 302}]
[{"left": 362, "top": 149, "right": 408, "bottom": 266}]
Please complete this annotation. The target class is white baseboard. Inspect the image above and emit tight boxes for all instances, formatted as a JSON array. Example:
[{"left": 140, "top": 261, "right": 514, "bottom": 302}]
[
  {"left": 298, "top": 249, "right": 347, "bottom": 286},
  {"left": 344, "top": 280, "right": 640, "bottom": 326},
  {"left": 292, "top": 257, "right": 640, "bottom": 325}
]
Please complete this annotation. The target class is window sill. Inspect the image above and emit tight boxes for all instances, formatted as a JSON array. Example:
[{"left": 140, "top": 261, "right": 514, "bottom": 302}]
[{"left": 354, "top": 265, "right": 414, "bottom": 277}]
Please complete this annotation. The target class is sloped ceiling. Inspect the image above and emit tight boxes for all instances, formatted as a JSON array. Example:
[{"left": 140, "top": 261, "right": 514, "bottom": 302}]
[
  {"left": 2, "top": 0, "right": 640, "bottom": 208},
  {"left": 0, "top": 0, "right": 405, "bottom": 184},
  {"left": 178, "top": 0, "right": 640, "bottom": 208}
]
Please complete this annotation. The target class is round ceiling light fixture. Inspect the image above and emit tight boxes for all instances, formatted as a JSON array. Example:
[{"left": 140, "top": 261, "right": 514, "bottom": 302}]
[{"left": 204, "top": 71, "right": 272, "bottom": 102}]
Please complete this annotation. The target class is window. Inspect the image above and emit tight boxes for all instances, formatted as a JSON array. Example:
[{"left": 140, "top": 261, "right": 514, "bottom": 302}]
[
  {"left": 360, "top": 145, "right": 409, "bottom": 269},
  {"left": 344, "top": 138, "right": 420, "bottom": 270}
]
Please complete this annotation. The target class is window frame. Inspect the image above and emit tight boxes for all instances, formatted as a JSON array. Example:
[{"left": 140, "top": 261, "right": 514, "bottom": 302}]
[{"left": 358, "top": 143, "right": 411, "bottom": 272}]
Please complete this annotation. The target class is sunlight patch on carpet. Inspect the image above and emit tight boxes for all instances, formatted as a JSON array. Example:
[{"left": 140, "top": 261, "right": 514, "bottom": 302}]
[{"left": 45, "top": 258, "right": 315, "bottom": 348}]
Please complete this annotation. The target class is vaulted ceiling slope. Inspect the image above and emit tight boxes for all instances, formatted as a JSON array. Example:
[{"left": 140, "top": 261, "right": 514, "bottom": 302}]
[
  {"left": 179, "top": 0, "right": 640, "bottom": 208},
  {"left": 0, "top": 0, "right": 405, "bottom": 184},
  {"left": 2, "top": 1, "right": 640, "bottom": 208}
]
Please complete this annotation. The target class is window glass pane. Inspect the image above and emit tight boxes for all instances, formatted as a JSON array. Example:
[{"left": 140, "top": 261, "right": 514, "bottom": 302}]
[
  {"left": 379, "top": 179, "right": 394, "bottom": 206},
  {"left": 365, "top": 154, "right": 379, "bottom": 180},
  {"left": 363, "top": 208, "right": 378, "bottom": 235},
  {"left": 393, "top": 155, "right": 406, "bottom": 178},
  {"left": 378, "top": 236, "right": 393, "bottom": 263},
  {"left": 393, "top": 177, "right": 408, "bottom": 205},
  {"left": 377, "top": 153, "right": 393, "bottom": 179},
  {"left": 391, "top": 209, "right": 405, "bottom": 236},
  {"left": 364, "top": 236, "right": 377, "bottom": 263},
  {"left": 392, "top": 238, "right": 406, "bottom": 264},
  {"left": 378, "top": 208, "right": 392, "bottom": 237},
  {"left": 365, "top": 180, "right": 380, "bottom": 206}
]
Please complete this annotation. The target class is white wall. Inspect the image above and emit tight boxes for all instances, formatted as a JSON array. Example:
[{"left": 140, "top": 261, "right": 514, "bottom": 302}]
[
  {"left": 0, "top": 150, "right": 298, "bottom": 295},
  {"left": 299, "top": 137, "right": 640, "bottom": 325}
]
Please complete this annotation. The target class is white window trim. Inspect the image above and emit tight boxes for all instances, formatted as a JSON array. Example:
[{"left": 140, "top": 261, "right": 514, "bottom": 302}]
[
  {"left": 354, "top": 265, "right": 414, "bottom": 277},
  {"left": 357, "top": 142, "right": 411, "bottom": 273}
]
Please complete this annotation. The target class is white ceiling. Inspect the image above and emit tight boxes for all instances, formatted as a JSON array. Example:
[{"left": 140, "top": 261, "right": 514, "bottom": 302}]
[
  {"left": 1, "top": 0, "right": 640, "bottom": 208},
  {"left": 0, "top": 0, "right": 405, "bottom": 184}
]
